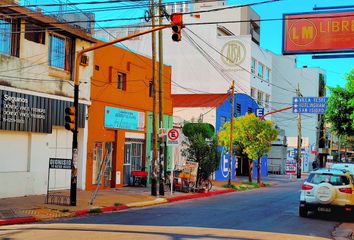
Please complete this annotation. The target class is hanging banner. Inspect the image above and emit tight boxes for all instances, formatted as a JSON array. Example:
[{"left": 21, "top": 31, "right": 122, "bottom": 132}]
[{"left": 283, "top": 11, "right": 354, "bottom": 54}]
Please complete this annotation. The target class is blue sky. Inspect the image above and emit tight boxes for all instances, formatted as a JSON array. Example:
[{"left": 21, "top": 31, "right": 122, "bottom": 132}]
[{"left": 22, "top": 0, "right": 353, "bottom": 88}]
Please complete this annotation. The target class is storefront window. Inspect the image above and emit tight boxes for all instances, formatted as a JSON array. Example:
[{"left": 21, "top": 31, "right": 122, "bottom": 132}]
[{"left": 93, "top": 142, "right": 103, "bottom": 184}]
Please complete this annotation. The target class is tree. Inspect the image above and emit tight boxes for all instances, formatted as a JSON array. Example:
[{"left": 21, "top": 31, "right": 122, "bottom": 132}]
[
  {"left": 326, "top": 70, "right": 354, "bottom": 138},
  {"left": 218, "top": 114, "right": 277, "bottom": 184},
  {"left": 182, "top": 123, "right": 220, "bottom": 185}
]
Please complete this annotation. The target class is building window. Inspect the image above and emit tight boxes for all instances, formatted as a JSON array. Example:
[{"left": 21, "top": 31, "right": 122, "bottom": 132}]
[
  {"left": 149, "top": 80, "right": 153, "bottom": 97},
  {"left": 25, "top": 22, "right": 45, "bottom": 44},
  {"left": 220, "top": 116, "right": 227, "bottom": 127},
  {"left": 0, "top": 19, "right": 20, "bottom": 57},
  {"left": 251, "top": 58, "right": 256, "bottom": 74},
  {"left": 251, "top": 88, "right": 256, "bottom": 99},
  {"left": 265, "top": 94, "right": 270, "bottom": 108},
  {"left": 257, "top": 91, "right": 263, "bottom": 105},
  {"left": 49, "top": 34, "right": 71, "bottom": 70},
  {"left": 265, "top": 68, "right": 270, "bottom": 82},
  {"left": 0, "top": 20, "right": 11, "bottom": 55},
  {"left": 247, "top": 107, "right": 253, "bottom": 114},
  {"left": 117, "top": 72, "right": 127, "bottom": 90},
  {"left": 258, "top": 62, "right": 264, "bottom": 78}
]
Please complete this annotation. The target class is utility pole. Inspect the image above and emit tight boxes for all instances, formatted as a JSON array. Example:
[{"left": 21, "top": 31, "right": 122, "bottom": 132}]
[
  {"left": 150, "top": 0, "right": 158, "bottom": 196},
  {"left": 158, "top": 0, "right": 165, "bottom": 196},
  {"left": 228, "top": 80, "right": 235, "bottom": 185},
  {"left": 296, "top": 84, "right": 302, "bottom": 179}
]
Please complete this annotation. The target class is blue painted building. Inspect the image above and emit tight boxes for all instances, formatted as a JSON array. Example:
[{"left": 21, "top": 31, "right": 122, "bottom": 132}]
[
  {"left": 172, "top": 93, "right": 268, "bottom": 181},
  {"left": 214, "top": 93, "right": 268, "bottom": 181}
]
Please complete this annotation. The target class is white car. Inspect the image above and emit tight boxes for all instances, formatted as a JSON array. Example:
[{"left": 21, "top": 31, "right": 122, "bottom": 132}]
[
  {"left": 299, "top": 168, "right": 354, "bottom": 218},
  {"left": 331, "top": 162, "right": 354, "bottom": 175}
]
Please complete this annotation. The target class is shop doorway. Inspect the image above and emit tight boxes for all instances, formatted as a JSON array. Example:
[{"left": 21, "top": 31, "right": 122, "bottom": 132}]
[
  {"left": 92, "top": 141, "right": 114, "bottom": 187},
  {"left": 123, "top": 142, "right": 143, "bottom": 185}
]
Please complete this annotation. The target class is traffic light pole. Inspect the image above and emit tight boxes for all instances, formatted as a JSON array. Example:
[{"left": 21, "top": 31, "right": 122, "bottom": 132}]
[{"left": 70, "top": 25, "right": 169, "bottom": 206}]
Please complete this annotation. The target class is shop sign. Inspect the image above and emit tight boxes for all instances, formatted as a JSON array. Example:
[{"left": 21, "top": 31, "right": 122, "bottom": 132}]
[
  {"left": 286, "top": 160, "right": 297, "bottom": 175},
  {"left": 49, "top": 158, "right": 72, "bottom": 169},
  {"left": 283, "top": 11, "right": 354, "bottom": 54},
  {"left": 221, "top": 40, "right": 246, "bottom": 67},
  {"left": 104, "top": 106, "right": 145, "bottom": 131},
  {"left": 0, "top": 90, "right": 51, "bottom": 133}
]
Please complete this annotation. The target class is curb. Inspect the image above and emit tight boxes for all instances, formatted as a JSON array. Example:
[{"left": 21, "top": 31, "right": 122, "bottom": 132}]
[
  {"left": 0, "top": 217, "right": 37, "bottom": 226},
  {"left": 167, "top": 189, "right": 235, "bottom": 202},
  {"left": 0, "top": 189, "right": 236, "bottom": 226}
]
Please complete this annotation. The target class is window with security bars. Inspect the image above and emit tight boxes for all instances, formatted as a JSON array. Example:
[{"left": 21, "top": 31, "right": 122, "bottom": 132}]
[
  {"left": 49, "top": 34, "right": 71, "bottom": 70},
  {"left": 247, "top": 107, "right": 253, "bottom": 114},
  {"left": 236, "top": 103, "right": 241, "bottom": 117},
  {"left": 0, "top": 19, "right": 20, "bottom": 57}
]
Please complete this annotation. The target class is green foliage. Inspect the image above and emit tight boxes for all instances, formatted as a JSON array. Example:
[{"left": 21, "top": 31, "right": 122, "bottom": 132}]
[
  {"left": 182, "top": 122, "right": 215, "bottom": 139},
  {"left": 89, "top": 208, "right": 102, "bottom": 214},
  {"left": 218, "top": 114, "right": 278, "bottom": 160},
  {"left": 182, "top": 134, "right": 220, "bottom": 180},
  {"left": 60, "top": 208, "right": 70, "bottom": 213},
  {"left": 326, "top": 69, "right": 354, "bottom": 137}
]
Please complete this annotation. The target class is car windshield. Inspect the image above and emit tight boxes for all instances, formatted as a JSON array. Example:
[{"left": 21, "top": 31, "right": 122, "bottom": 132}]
[{"left": 307, "top": 173, "right": 350, "bottom": 186}]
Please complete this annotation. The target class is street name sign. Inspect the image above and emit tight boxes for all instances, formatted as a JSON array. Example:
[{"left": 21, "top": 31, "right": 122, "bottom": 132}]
[
  {"left": 49, "top": 158, "right": 72, "bottom": 169},
  {"left": 292, "top": 97, "right": 328, "bottom": 114},
  {"left": 166, "top": 128, "right": 181, "bottom": 146}
]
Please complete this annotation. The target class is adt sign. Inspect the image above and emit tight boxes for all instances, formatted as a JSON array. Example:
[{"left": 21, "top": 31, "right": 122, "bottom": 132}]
[{"left": 292, "top": 97, "right": 328, "bottom": 114}]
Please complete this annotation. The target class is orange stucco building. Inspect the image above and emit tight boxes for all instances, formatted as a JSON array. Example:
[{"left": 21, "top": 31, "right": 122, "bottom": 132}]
[{"left": 86, "top": 43, "right": 172, "bottom": 190}]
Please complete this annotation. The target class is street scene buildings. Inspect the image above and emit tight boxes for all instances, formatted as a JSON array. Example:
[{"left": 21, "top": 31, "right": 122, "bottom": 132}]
[{"left": 0, "top": 0, "right": 353, "bottom": 239}]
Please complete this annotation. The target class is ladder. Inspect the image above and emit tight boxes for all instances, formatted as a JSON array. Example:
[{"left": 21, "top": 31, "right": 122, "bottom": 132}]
[{"left": 89, "top": 146, "right": 112, "bottom": 205}]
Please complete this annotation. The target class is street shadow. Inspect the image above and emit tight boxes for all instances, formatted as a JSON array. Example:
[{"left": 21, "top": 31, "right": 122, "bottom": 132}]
[{"left": 0, "top": 226, "right": 265, "bottom": 240}]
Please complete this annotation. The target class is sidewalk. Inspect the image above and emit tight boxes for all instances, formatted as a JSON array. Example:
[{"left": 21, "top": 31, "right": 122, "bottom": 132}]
[
  {"left": 333, "top": 223, "right": 354, "bottom": 240},
  {"left": 0, "top": 184, "right": 235, "bottom": 226}
]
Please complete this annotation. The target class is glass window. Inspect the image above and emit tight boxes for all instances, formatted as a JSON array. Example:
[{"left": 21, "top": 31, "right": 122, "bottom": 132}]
[
  {"left": 248, "top": 107, "right": 253, "bottom": 114},
  {"left": 251, "top": 58, "right": 256, "bottom": 74},
  {"left": 251, "top": 88, "right": 256, "bottom": 99},
  {"left": 0, "top": 20, "right": 11, "bottom": 55},
  {"left": 257, "top": 91, "right": 263, "bottom": 105},
  {"left": 307, "top": 173, "right": 350, "bottom": 186},
  {"left": 258, "top": 63, "right": 264, "bottom": 78},
  {"left": 49, "top": 35, "right": 67, "bottom": 70},
  {"left": 265, "top": 94, "right": 270, "bottom": 108},
  {"left": 265, "top": 68, "right": 270, "bottom": 82},
  {"left": 236, "top": 103, "right": 241, "bottom": 117}
]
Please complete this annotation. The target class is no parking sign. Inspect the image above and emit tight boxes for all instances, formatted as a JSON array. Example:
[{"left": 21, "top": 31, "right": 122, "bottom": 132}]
[{"left": 166, "top": 128, "right": 181, "bottom": 146}]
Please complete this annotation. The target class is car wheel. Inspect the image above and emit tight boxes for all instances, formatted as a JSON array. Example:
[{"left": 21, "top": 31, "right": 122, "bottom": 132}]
[{"left": 299, "top": 204, "right": 308, "bottom": 217}]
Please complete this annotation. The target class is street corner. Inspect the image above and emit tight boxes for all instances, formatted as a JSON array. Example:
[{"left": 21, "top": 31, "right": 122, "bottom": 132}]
[{"left": 332, "top": 223, "right": 354, "bottom": 240}]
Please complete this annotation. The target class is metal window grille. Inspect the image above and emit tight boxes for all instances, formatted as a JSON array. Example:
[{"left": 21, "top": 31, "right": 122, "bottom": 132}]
[
  {"left": 49, "top": 35, "right": 66, "bottom": 69},
  {"left": 0, "top": 19, "right": 11, "bottom": 55}
]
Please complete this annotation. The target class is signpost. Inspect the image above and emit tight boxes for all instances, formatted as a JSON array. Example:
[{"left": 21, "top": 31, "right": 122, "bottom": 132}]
[
  {"left": 292, "top": 97, "right": 328, "bottom": 114},
  {"left": 166, "top": 128, "right": 181, "bottom": 145},
  {"left": 256, "top": 108, "right": 264, "bottom": 117}
]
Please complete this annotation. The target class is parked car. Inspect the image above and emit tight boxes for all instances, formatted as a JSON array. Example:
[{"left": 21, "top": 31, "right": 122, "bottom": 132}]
[
  {"left": 331, "top": 162, "right": 354, "bottom": 175},
  {"left": 299, "top": 168, "right": 354, "bottom": 218}
]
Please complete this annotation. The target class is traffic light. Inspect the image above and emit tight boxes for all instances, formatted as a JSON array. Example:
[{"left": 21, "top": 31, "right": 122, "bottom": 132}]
[
  {"left": 65, "top": 106, "right": 76, "bottom": 132},
  {"left": 171, "top": 13, "right": 183, "bottom": 42}
]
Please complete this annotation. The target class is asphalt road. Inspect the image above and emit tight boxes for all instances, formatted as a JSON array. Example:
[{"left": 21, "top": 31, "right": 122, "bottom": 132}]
[{"left": 0, "top": 176, "right": 339, "bottom": 240}]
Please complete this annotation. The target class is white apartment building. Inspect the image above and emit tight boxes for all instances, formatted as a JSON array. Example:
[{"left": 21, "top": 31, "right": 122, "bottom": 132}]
[
  {"left": 95, "top": 1, "right": 273, "bottom": 115},
  {"left": 270, "top": 53, "right": 326, "bottom": 169},
  {"left": 0, "top": 1, "right": 95, "bottom": 198}
]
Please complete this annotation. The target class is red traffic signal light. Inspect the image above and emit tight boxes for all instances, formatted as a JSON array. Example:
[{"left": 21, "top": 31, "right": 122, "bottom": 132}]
[
  {"left": 65, "top": 106, "right": 76, "bottom": 132},
  {"left": 170, "top": 13, "right": 183, "bottom": 42}
]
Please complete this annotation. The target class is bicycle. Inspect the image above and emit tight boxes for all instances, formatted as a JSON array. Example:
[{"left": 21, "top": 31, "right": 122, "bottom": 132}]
[{"left": 191, "top": 178, "right": 212, "bottom": 192}]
